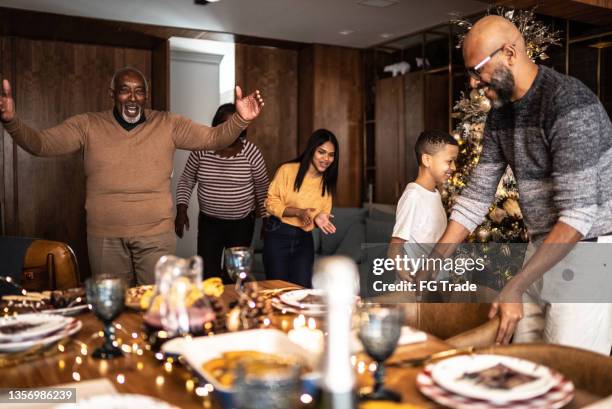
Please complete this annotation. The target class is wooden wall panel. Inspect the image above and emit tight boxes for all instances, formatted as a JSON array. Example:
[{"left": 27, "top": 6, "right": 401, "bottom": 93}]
[
  {"left": 5, "top": 37, "right": 152, "bottom": 278},
  {"left": 300, "top": 45, "right": 364, "bottom": 207},
  {"left": 152, "top": 40, "right": 170, "bottom": 111},
  {"left": 298, "top": 46, "right": 314, "bottom": 153},
  {"left": 404, "top": 72, "right": 424, "bottom": 188},
  {"left": 375, "top": 75, "right": 404, "bottom": 204},
  {"left": 1, "top": 36, "right": 16, "bottom": 235},
  {"left": 425, "top": 73, "right": 449, "bottom": 132},
  {"left": 235, "top": 43, "right": 298, "bottom": 175}
]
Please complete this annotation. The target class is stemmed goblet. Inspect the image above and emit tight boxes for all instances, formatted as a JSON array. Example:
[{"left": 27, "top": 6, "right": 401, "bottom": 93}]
[
  {"left": 86, "top": 275, "right": 126, "bottom": 359},
  {"left": 357, "top": 303, "right": 404, "bottom": 401},
  {"left": 224, "top": 246, "right": 255, "bottom": 294}
]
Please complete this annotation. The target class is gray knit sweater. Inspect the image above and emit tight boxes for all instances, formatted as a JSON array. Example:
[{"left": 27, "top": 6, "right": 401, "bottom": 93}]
[{"left": 451, "top": 65, "right": 612, "bottom": 241}]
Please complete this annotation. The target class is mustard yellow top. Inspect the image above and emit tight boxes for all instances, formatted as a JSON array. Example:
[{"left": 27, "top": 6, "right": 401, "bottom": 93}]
[{"left": 265, "top": 163, "right": 333, "bottom": 231}]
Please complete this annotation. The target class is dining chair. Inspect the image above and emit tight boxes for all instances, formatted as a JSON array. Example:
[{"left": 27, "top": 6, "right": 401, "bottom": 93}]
[
  {"left": 21, "top": 239, "right": 80, "bottom": 291},
  {"left": 403, "top": 302, "right": 500, "bottom": 349}
]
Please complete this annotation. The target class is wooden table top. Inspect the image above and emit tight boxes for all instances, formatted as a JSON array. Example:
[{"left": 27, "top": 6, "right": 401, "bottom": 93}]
[{"left": 0, "top": 280, "right": 604, "bottom": 408}]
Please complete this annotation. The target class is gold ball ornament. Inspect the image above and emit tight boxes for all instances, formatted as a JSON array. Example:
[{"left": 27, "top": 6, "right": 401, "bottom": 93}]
[
  {"left": 469, "top": 89, "right": 483, "bottom": 101},
  {"left": 477, "top": 96, "right": 492, "bottom": 113},
  {"left": 476, "top": 226, "right": 491, "bottom": 242}
]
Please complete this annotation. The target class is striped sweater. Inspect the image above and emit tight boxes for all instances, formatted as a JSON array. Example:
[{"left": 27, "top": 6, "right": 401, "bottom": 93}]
[
  {"left": 451, "top": 65, "right": 612, "bottom": 241},
  {"left": 176, "top": 140, "right": 269, "bottom": 219}
]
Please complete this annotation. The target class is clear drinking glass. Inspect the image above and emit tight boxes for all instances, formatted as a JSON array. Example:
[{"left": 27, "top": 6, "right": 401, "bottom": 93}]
[
  {"left": 224, "top": 246, "right": 255, "bottom": 293},
  {"left": 357, "top": 303, "right": 404, "bottom": 402},
  {"left": 233, "top": 358, "right": 302, "bottom": 409},
  {"left": 86, "top": 275, "right": 126, "bottom": 359}
]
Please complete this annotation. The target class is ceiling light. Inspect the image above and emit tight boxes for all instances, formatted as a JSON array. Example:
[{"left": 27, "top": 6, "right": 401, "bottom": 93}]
[
  {"left": 357, "top": 0, "right": 399, "bottom": 8},
  {"left": 380, "top": 33, "right": 394, "bottom": 39},
  {"left": 339, "top": 30, "right": 355, "bottom": 35}
]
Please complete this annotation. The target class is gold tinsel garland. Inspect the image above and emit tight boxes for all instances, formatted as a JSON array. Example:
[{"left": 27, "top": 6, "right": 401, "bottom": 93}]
[{"left": 443, "top": 7, "right": 561, "bottom": 285}]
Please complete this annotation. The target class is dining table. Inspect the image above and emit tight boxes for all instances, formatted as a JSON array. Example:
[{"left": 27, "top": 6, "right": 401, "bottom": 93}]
[{"left": 0, "top": 280, "right": 606, "bottom": 408}]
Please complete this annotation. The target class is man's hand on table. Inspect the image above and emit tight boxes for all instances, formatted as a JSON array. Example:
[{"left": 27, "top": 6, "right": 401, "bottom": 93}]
[{"left": 488, "top": 284, "right": 524, "bottom": 345}]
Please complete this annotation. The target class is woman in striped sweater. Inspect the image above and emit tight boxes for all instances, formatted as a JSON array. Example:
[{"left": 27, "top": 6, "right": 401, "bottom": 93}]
[{"left": 175, "top": 103, "right": 269, "bottom": 282}]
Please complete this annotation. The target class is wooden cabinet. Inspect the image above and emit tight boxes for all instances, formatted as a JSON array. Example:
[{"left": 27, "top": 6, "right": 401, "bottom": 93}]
[
  {"left": 375, "top": 74, "right": 407, "bottom": 204},
  {"left": 375, "top": 71, "right": 448, "bottom": 204},
  {"left": 299, "top": 45, "right": 363, "bottom": 207}
]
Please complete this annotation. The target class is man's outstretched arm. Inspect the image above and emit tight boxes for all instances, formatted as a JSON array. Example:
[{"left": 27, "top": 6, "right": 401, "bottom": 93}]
[{"left": 0, "top": 79, "right": 85, "bottom": 156}]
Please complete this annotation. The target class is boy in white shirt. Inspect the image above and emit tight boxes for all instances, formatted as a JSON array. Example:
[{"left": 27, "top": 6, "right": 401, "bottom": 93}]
[{"left": 390, "top": 130, "right": 459, "bottom": 280}]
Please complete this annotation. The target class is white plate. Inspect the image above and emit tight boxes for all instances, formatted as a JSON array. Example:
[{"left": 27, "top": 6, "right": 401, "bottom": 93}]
[
  {"left": 270, "top": 298, "right": 326, "bottom": 317},
  {"left": 431, "top": 354, "right": 559, "bottom": 404},
  {"left": 41, "top": 304, "right": 90, "bottom": 316},
  {"left": 52, "top": 393, "right": 178, "bottom": 409},
  {"left": 0, "top": 313, "right": 72, "bottom": 342},
  {"left": 279, "top": 289, "right": 326, "bottom": 310},
  {"left": 162, "top": 329, "right": 318, "bottom": 393},
  {"left": 0, "top": 319, "right": 82, "bottom": 353}
]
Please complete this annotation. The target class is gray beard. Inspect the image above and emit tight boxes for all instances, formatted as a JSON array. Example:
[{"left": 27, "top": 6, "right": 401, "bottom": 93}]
[
  {"left": 121, "top": 107, "right": 142, "bottom": 124},
  {"left": 489, "top": 65, "right": 515, "bottom": 108}
]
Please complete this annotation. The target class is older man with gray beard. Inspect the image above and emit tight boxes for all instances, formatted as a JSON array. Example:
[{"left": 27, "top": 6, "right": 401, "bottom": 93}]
[{"left": 0, "top": 66, "right": 264, "bottom": 285}]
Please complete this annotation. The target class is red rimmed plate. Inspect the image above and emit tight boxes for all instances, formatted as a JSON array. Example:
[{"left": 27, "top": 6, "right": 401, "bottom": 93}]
[{"left": 417, "top": 362, "right": 574, "bottom": 409}]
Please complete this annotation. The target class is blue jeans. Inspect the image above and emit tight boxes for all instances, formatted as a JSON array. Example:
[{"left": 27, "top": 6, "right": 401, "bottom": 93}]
[{"left": 263, "top": 217, "right": 314, "bottom": 288}]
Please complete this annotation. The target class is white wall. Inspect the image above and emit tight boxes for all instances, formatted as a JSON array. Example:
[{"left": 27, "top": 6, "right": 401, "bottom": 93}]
[{"left": 169, "top": 38, "right": 234, "bottom": 258}]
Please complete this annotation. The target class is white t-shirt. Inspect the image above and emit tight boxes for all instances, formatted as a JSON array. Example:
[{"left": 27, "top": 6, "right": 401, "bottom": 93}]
[{"left": 392, "top": 182, "right": 447, "bottom": 244}]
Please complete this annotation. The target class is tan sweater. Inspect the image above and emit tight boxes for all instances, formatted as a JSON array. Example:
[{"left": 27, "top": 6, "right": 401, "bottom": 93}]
[
  {"left": 265, "top": 163, "right": 333, "bottom": 231},
  {"left": 3, "top": 110, "right": 250, "bottom": 237}
]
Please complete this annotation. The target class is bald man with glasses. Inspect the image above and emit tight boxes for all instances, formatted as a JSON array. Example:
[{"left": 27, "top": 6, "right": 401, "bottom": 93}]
[{"left": 426, "top": 16, "right": 612, "bottom": 354}]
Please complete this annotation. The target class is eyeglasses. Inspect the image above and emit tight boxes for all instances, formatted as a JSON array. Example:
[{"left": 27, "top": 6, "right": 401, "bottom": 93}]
[{"left": 466, "top": 45, "right": 505, "bottom": 81}]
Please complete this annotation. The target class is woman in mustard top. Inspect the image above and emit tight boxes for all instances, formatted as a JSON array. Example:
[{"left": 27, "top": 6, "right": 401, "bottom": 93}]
[{"left": 263, "top": 129, "right": 338, "bottom": 287}]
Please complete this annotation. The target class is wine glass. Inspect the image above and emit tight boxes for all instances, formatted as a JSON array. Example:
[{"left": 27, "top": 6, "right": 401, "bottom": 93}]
[
  {"left": 224, "top": 246, "right": 254, "bottom": 293},
  {"left": 86, "top": 275, "right": 126, "bottom": 359},
  {"left": 233, "top": 357, "right": 302, "bottom": 409},
  {"left": 357, "top": 303, "right": 404, "bottom": 402}
]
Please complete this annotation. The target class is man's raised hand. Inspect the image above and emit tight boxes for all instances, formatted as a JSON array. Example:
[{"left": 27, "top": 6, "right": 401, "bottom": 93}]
[
  {"left": 0, "top": 79, "right": 15, "bottom": 123},
  {"left": 235, "top": 86, "right": 264, "bottom": 121}
]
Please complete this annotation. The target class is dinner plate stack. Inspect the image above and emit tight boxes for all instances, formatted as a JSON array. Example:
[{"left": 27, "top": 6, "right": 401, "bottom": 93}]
[
  {"left": 416, "top": 354, "right": 575, "bottom": 409},
  {"left": 0, "top": 313, "right": 82, "bottom": 353},
  {"left": 271, "top": 289, "right": 328, "bottom": 317}
]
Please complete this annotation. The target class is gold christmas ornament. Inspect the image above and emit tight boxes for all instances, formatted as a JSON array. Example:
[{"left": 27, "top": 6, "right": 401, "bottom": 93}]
[
  {"left": 476, "top": 226, "right": 492, "bottom": 242},
  {"left": 477, "top": 96, "right": 492, "bottom": 113},
  {"left": 489, "top": 207, "right": 508, "bottom": 224},
  {"left": 472, "top": 123, "right": 485, "bottom": 134},
  {"left": 503, "top": 198, "right": 523, "bottom": 219}
]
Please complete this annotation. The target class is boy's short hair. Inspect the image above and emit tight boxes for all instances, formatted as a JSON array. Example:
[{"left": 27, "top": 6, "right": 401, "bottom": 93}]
[{"left": 414, "top": 130, "right": 459, "bottom": 166}]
